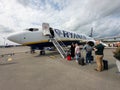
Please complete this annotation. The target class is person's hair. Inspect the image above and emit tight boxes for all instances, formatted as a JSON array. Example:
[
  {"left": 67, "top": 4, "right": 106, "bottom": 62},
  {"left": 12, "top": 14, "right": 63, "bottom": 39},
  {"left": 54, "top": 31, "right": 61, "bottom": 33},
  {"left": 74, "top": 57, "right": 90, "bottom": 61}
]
[
  {"left": 49, "top": 27, "right": 53, "bottom": 30},
  {"left": 75, "top": 43, "right": 78, "bottom": 45}
]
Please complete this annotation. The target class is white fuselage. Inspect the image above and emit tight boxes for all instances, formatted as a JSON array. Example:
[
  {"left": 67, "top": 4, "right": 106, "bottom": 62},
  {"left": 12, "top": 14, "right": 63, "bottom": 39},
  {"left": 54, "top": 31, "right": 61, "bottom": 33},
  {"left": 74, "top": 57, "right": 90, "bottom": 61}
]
[
  {"left": 8, "top": 29, "right": 95, "bottom": 47},
  {"left": 8, "top": 28, "right": 94, "bottom": 46}
]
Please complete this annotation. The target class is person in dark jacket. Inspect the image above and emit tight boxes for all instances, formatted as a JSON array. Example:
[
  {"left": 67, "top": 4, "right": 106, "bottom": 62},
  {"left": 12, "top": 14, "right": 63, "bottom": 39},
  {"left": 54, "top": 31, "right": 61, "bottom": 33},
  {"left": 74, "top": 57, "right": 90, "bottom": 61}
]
[
  {"left": 49, "top": 27, "right": 54, "bottom": 38},
  {"left": 94, "top": 40, "right": 105, "bottom": 72},
  {"left": 70, "top": 43, "right": 75, "bottom": 59}
]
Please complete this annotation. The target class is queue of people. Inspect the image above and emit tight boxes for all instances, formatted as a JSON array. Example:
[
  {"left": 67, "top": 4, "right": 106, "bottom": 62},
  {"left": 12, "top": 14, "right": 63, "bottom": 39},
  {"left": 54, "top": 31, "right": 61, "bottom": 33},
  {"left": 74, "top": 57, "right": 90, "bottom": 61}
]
[
  {"left": 70, "top": 42, "right": 93, "bottom": 63},
  {"left": 70, "top": 43, "right": 81, "bottom": 62},
  {"left": 69, "top": 40, "right": 105, "bottom": 72}
]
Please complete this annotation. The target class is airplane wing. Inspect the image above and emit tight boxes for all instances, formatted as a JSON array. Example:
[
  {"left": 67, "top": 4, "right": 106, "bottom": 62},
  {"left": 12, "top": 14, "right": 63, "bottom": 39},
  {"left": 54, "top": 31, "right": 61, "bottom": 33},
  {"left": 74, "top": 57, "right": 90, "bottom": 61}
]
[
  {"left": 94, "top": 36, "right": 120, "bottom": 40},
  {"left": 94, "top": 36, "right": 120, "bottom": 47}
]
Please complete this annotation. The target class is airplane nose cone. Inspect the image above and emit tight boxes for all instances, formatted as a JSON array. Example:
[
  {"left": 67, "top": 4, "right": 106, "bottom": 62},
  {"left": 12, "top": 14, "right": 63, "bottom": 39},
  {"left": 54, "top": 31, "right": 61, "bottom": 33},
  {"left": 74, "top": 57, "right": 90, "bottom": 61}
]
[
  {"left": 7, "top": 35, "right": 15, "bottom": 41},
  {"left": 7, "top": 34, "right": 21, "bottom": 44}
]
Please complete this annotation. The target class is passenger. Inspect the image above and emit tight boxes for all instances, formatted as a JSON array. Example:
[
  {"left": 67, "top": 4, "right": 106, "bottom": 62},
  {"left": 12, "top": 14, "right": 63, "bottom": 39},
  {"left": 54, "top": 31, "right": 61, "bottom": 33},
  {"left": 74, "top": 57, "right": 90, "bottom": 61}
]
[
  {"left": 94, "top": 40, "right": 105, "bottom": 72},
  {"left": 75, "top": 43, "right": 81, "bottom": 62},
  {"left": 49, "top": 27, "right": 54, "bottom": 38},
  {"left": 70, "top": 43, "right": 75, "bottom": 60},
  {"left": 116, "top": 42, "right": 120, "bottom": 47},
  {"left": 83, "top": 42, "right": 93, "bottom": 64},
  {"left": 113, "top": 42, "right": 120, "bottom": 56}
]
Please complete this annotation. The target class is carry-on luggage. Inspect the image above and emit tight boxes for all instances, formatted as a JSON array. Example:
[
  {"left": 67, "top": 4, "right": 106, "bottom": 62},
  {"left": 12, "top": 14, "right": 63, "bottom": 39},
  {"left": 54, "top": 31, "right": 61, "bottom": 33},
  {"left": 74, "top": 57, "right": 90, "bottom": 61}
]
[
  {"left": 67, "top": 55, "right": 71, "bottom": 61},
  {"left": 78, "top": 57, "right": 85, "bottom": 66},
  {"left": 103, "top": 60, "right": 108, "bottom": 70},
  {"left": 40, "top": 51, "right": 45, "bottom": 55}
]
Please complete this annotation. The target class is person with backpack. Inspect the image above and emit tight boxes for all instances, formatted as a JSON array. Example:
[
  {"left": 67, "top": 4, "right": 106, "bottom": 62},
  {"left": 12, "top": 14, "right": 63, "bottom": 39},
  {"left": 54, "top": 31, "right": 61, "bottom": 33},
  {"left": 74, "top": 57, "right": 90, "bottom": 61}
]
[{"left": 83, "top": 42, "right": 93, "bottom": 64}]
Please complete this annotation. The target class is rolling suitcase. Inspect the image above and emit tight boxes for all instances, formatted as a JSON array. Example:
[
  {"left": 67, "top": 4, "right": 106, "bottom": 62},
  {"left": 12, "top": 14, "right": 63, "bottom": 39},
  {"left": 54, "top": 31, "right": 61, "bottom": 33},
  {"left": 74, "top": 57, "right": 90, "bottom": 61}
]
[
  {"left": 78, "top": 57, "right": 85, "bottom": 66},
  {"left": 103, "top": 60, "right": 108, "bottom": 70},
  {"left": 40, "top": 51, "right": 45, "bottom": 55}
]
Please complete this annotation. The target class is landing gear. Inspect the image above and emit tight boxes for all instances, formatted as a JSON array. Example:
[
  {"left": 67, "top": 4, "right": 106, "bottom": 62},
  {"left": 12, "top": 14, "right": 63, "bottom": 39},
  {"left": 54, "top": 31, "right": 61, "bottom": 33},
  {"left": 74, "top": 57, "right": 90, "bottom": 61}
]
[
  {"left": 40, "top": 50, "right": 45, "bottom": 55},
  {"left": 30, "top": 49, "right": 35, "bottom": 54},
  {"left": 30, "top": 46, "right": 35, "bottom": 54}
]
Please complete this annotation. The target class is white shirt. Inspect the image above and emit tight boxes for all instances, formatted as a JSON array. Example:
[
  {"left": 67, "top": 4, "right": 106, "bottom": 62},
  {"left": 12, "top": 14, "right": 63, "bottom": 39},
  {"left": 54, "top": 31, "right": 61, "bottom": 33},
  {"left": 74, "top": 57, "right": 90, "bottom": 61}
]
[{"left": 75, "top": 46, "right": 80, "bottom": 54}]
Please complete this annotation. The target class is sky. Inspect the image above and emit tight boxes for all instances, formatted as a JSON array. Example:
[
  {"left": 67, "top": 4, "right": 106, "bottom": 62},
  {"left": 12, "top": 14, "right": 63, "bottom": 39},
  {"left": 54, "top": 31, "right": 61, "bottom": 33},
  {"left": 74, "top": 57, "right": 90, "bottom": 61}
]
[{"left": 0, "top": 0, "right": 120, "bottom": 45}]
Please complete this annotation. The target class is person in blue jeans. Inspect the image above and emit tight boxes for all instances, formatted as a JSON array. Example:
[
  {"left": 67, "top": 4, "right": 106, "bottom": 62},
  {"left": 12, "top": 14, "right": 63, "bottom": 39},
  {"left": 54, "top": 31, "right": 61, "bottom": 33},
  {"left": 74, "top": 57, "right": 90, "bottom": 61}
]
[
  {"left": 83, "top": 42, "right": 93, "bottom": 64},
  {"left": 86, "top": 51, "right": 92, "bottom": 63},
  {"left": 75, "top": 43, "right": 81, "bottom": 62}
]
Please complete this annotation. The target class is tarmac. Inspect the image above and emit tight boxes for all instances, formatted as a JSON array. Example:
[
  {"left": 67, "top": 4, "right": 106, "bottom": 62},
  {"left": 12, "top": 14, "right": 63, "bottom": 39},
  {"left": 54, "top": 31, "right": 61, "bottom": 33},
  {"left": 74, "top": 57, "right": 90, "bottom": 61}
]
[{"left": 0, "top": 46, "right": 120, "bottom": 90}]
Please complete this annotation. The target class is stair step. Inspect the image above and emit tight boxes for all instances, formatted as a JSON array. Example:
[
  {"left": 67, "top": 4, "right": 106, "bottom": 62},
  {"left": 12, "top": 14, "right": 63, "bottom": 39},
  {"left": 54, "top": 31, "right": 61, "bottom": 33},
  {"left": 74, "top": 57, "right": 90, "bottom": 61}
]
[{"left": 49, "top": 38, "right": 67, "bottom": 58}]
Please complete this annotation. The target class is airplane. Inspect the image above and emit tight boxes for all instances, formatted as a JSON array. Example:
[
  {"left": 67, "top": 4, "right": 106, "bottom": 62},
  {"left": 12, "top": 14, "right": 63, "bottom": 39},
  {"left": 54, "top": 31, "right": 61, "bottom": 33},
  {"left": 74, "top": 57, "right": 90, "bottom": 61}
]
[{"left": 7, "top": 23, "right": 106, "bottom": 57}]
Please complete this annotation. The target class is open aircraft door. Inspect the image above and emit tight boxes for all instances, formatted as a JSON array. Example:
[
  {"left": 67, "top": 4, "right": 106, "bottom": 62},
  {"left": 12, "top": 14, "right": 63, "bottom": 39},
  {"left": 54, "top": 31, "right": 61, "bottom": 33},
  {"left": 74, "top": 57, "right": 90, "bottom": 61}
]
[{"left": 42, "top": 23, "right": 51, "bottom": 36}]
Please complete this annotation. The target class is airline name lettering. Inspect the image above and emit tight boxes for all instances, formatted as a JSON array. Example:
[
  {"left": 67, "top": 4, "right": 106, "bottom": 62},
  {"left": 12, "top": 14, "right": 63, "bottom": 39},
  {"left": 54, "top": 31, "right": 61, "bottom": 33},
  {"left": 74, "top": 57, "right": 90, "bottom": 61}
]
[{"left": 54, "top": 29, "right": 86, "bottom": 39}]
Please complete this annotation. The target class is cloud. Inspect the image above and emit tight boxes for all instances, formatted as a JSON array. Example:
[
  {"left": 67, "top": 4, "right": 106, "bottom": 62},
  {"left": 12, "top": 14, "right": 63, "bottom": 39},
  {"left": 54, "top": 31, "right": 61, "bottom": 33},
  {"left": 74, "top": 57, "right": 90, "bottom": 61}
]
[
  {"left": 62, "top": 0, "right": 120, "bottom": 30},
  {"left": 0, "top": 0, "right": 120, "bottom": 40},
  {"left": 0, "top": 25, "right": 14, "bottom": 33}
]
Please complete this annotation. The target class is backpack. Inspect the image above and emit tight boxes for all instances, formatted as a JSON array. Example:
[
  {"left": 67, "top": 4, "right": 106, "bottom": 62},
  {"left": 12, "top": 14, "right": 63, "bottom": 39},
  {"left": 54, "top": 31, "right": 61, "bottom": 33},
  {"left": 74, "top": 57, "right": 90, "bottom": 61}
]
[{"left": 85, "top": 45, "right": 92, "bottom": 52}]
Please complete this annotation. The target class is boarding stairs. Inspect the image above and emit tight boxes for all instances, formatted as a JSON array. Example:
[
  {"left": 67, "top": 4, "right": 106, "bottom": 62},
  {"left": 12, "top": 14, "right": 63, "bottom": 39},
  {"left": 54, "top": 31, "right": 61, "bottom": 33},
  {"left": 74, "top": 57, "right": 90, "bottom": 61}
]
[{"left": 50, "top": 38, "right": 68, "bottom": 58}]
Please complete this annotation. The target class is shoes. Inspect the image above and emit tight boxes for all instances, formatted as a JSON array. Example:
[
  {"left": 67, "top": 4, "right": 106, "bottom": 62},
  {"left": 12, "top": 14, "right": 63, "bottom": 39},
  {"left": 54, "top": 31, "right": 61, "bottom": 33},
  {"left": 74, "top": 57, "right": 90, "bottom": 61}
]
[
  {"left": 94, "top": 69, "right": 101, "bottom": 72},
  {"left": 86, "top": 63, "right": 92, "bottom": 65},
  {"left": 89, "top": 63, "right": 92, "bottom": 65},
  {"left": 76, "top": 60, "right": 78, "bottom": 62},
  {"left": 94, "top": 69, "right": 98, "bottom": 71}
]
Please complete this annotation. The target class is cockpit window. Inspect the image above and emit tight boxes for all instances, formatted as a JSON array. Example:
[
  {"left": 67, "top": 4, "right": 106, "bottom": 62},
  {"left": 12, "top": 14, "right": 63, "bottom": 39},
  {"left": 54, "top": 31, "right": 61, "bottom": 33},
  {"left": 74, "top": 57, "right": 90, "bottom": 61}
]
[{"left": 26, "top": 28, "right": 39, "bottom": 31}]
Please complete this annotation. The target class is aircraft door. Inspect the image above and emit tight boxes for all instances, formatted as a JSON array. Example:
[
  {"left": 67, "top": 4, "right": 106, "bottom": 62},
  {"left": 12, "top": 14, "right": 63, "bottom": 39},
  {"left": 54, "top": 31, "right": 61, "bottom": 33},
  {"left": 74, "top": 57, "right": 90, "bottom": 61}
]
[
  {"left": 49, "top": 27, "right": 54, "bottom": 38},
  {"left": 42, "top": 23, "right": 51, "bottom": 36}
]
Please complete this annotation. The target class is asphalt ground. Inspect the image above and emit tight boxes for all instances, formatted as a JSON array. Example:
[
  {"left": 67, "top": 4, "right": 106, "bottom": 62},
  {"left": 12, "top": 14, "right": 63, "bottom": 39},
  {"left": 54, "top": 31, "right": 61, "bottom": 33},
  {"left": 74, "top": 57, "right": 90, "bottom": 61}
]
[{"left": 0, "top": 46, "right": 120, "bottom": 90}]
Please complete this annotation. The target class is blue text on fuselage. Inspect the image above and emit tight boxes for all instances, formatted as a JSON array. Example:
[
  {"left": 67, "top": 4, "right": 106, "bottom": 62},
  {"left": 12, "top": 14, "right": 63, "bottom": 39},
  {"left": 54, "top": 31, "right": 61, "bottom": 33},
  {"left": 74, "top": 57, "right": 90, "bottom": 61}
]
[{"left": 54, "top": 29, "right": 86, "bottom": 39}]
